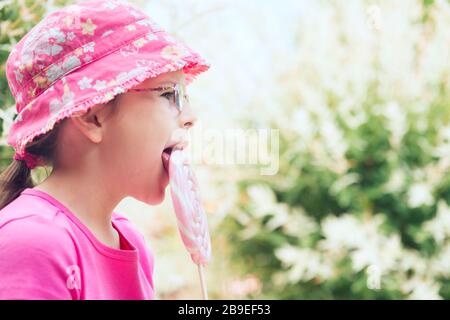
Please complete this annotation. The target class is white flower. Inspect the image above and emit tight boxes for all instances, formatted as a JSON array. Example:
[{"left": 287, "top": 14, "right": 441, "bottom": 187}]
[
  {"left": 247, "top": 184, "right": 277, "bottom": 218},
  {"left": 67, "top": 32, "right": 76, "bottom": 41},
  {"left": 113, "top": 87, "right": 126, "bottom": 94},
  {"left": 81, "top": 18, "right": 97, "bottom": 36},
  {"left": 38, "top": 27, "right": 66, "bottom": 56},
  {"left": 102, "top": 30, "right": 114, "bottom": 38},
  {"left": 83, "top": 42, "right": 95, "bottom": 53},
  {"left": 119, "top": 43, "right": 139, "bottom": 57},
  {"left": 275, "top": 245, "right": 301, "bottom": 266},
  {"left": 46, "top": 56, "right": 81, "bottom": 83},
  {"left": 129, "top": 66, "right": 145, "bottom": 78},
  {"left": 430, "top": 244, "right": 450, "bottom": 277},
  {"left": 351, "top": 232, "right": 402, "bottom": 272},
  {"left": 78, "top": 76, "right": 93, "bottom": 90},
  {"left": 403, "top": 277, "right": 442, "bottom": 300},
  {"left": 62, "top": 55, "right": 81, "bottom": 71},
  {"left": 330, "top": 173, "right": 359, "bottom": 195},
  {"left": 49, "top": 81, "right": 74, "bottom": 116},
  {"left": 93, "top": 80, "right": 107, "bottom": 91},
  {"left": 46, "top": 64, "right": 64, "bottom": 83},
  {"left": 396, "top": 249, "right": 428, "bottom": 275},
  {"left": 14, "top": 69, "right": 23, "bottom": 83},
  {"left": 282, "top": 207, "right": 318, "bottom": 239},
  {"left": 384, "top": 169, "right": 406, "bottom": 193},
  {"left": 319, "top": 214, "right": 365, "bottom": 251},
  {"left": 137, "top": 19, "right": 153, "bottom": 27},
  {"left": 104, "top": 1, "right": 119, "bottom": 10},
  {"left": 423, "top": 201, "right": 450, "bottom": 244},
  {"left": 225, "top": 275, "right": 262, "bottom": 298},
  {"left": 84, "top": 55, "right": 92, "bottom": 63},
  {"left": 275, "top": 245, "right": 333, "bottom": 282},
  {"left": 264, "top": 203, "right": 289, "bottom": 230},
  {"left": 292, "top": 109, "right": 314, "bottom": 139},
  {"left": 146, "top": 32, "right": 158, "bottom": 41},
  {"left": 49, "top": 99, "right": 61, "bottom": 114},
  {"left": 115, "top": 66, "right": 146, "bottom": 84},
  {"left": 115, "top": 72, "right": 129, "bottom": 83},
  {"left": 160, "top": 45, "right": 187, "bottom": 61},
  {"left": 383, "top": 101, "right": 407, "bottom": 147},
  {"left": 407, "top": 182, "right": 434, "bottom": 208},
  {"left": 136, "top": 59, "right": 160, "bottom": 68},
  {"left": 319, "top": 214, "right": 402, "bottom": 272},
  {"left": 15, "top": 92, "right": 23, "bottom": 104}
]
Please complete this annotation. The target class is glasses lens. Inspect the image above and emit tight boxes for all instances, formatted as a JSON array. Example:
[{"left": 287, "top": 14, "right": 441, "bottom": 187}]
[{"left": 175, "top": 83, "right": 187, "bottom": 112}]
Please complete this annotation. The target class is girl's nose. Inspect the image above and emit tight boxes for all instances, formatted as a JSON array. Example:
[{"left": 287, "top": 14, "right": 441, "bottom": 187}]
[{"left": 179, "top": 103, "right": 198, "bottom": 129}]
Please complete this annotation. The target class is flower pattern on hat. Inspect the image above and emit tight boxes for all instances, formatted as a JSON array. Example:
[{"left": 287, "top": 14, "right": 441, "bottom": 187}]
[{"left": 5, "top": 0, "right": 210, "bottom": 165}]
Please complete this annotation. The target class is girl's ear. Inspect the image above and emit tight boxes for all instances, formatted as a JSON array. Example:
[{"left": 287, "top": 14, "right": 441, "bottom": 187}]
[{"left": 70, "top": 103, "right": 113, "bottom": 144}]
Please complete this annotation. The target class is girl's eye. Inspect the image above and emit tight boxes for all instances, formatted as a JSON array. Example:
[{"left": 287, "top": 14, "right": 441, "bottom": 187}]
[{"left": 161, "top": 91, "right": 175, "bottom": 100}]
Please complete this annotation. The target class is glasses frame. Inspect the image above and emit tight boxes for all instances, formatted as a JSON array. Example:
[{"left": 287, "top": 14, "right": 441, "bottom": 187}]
[{"left": 127, "top": 83, "right": 188, "bottom": 113}]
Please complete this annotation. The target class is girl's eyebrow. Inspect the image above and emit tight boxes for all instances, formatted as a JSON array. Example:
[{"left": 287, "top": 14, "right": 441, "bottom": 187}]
[
  {"left": 156, "top": 81, "right": 178, "bottom": 86},
  {"left": 147, "top": 82, "right": 176, "bottom": 91},
  {"left": 154, "top": 85, "right": 176, "bottom": 91}
]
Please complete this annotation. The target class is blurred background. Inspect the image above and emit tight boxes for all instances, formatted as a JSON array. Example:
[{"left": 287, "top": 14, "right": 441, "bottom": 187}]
[{"left": 2, "top": 0, "right": 450, "bottom": 299}]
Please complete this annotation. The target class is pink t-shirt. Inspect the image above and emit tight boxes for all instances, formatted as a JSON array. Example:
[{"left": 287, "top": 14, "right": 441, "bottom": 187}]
[{"left": 0, "top": 187, "right": 155, "bottom": 300}]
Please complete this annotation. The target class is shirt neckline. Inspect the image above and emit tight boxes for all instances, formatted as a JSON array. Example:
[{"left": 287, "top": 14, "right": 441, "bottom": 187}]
[{"left": 21, "top": 187, "right": 138, "bottom": 261}]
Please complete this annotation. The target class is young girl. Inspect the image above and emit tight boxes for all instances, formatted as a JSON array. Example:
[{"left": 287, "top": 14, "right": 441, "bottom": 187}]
[{"left": 0, "top": 0, "right": 209, "bottom": 299}]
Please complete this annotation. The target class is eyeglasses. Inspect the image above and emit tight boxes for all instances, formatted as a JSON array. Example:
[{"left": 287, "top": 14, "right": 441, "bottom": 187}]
[{"left": 127, "top": 83, "right": 189, "bottom": 113}]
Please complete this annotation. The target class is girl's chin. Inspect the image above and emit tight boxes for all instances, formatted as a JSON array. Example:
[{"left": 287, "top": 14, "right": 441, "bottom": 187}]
[
  {"left": 137, "top": 171, "right": 169, "bottom": 205},
  {"left": 142, "top": 189, "right": 166, "bottom": 205}
]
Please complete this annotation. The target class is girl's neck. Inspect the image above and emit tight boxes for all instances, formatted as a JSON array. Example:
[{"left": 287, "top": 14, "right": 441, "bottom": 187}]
[{"left": 34, "top": 170, "right": 123, "bottom": 249}]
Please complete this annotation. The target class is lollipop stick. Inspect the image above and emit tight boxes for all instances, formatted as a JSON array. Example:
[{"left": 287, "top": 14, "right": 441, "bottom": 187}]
[{"left": 197, "top": 264, "right": 208, "bottom": 300}]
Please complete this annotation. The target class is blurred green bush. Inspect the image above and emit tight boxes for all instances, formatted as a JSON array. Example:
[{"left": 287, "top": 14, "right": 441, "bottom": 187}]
[{"left": 219, "top": 0, "right": 450, "bottom": 299}]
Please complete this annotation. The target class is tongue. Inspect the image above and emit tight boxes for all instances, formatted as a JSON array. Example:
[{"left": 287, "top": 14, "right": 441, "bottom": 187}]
[{"left": 162, "top": 150, "right": 171, "bottom": 172}]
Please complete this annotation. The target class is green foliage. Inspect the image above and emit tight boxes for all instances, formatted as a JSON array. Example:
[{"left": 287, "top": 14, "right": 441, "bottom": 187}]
[
  {"left": 0, "top": 0, "right": 72, "bottom": 169},
  {"left": 219, "top": 1, "right": 450, "bottom": 299}
]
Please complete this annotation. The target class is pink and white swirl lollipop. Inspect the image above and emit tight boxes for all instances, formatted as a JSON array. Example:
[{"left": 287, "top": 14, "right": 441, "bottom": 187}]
[{"left": 163, "top": 148, "right": 212, "bottom": 299}]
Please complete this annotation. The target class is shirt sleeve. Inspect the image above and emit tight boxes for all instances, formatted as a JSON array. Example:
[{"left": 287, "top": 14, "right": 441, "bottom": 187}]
[{"left": 0, "top": 216, "right": 79, "bottom": 300}]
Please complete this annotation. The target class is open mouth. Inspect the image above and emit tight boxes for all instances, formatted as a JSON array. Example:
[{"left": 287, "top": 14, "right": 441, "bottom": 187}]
[{"left": 162, "top": 141, "right": 188, "bottom": 173}]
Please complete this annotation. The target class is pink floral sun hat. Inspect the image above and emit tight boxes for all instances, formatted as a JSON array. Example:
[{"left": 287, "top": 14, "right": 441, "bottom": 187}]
[{"left": 5, "top": 0, "right": 210, "bottom": 169}]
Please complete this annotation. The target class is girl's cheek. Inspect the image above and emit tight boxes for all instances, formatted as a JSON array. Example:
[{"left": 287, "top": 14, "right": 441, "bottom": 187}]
[
  {"left": 124, "top": 101, "right": 174, "bottom": 157},
  {"left": 145, "top": 119, "right": 170, "bottom": 154},
  {"left": 156, "top": 107, "right": 178, "bottom": 140}
]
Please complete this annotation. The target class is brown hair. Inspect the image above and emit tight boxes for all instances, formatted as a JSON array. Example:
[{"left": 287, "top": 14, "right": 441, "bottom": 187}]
[{"left": 0, "top": 118, "right": 66, "bottom": 210}]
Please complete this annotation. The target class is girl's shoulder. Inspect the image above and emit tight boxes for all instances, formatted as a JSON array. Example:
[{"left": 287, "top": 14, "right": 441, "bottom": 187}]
[
  {"left": 0, "top": 198, "right": 79, "bottom": 299},
  {"left": 0, "top": 188, "right": 64, "bottom": 222},
  {"left": 0, "top": 206, "right": 76, "bottom": 254},
  {"left": 0, "top": 191, "right": 77, "bottom": 255}
]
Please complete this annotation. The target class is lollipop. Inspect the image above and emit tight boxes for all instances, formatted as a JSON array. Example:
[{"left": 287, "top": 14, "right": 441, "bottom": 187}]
[{"left": 164, "top": 148, "right": 212, "bottom": 299}]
